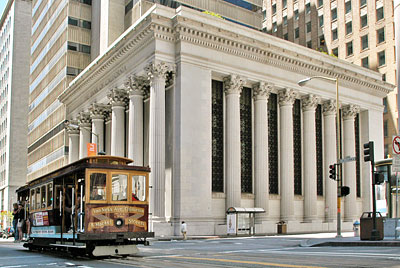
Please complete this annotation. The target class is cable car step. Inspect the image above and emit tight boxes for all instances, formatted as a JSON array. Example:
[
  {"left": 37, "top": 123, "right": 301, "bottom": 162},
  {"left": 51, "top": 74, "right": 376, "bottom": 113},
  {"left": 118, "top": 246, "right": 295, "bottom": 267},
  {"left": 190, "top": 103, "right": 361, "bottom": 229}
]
[{"left": 49, "top": 243, "right": 86, "bottom": 248}]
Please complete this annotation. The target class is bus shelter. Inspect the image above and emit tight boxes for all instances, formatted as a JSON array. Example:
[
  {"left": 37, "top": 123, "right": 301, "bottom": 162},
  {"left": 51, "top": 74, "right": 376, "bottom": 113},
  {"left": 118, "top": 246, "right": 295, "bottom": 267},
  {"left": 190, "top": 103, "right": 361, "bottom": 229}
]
[{"left": 226, "top": 207, "right": 265, "bottom": 235}]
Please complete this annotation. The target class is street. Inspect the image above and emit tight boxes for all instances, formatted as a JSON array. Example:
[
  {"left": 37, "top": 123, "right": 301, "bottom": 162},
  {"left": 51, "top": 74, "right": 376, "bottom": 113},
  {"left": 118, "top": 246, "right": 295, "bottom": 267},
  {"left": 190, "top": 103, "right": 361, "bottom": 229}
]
[{"left": 1, "top": 233, "right": 400, "bottom": 268}]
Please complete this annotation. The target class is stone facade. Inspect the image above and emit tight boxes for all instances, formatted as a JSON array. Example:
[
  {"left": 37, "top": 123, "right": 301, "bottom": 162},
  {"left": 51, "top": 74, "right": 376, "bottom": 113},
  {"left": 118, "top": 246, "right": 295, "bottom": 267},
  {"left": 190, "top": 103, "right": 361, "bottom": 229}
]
[{"left": 60, "top": 4, "right": 393, "bottom": 235}]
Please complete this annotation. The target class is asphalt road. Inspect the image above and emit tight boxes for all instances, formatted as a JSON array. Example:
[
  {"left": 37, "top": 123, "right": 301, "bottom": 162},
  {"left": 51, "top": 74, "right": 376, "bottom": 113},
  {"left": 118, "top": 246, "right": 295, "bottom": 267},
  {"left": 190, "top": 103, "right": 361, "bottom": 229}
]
[{"left": 1, "top": 234, "right": 400, "bottom": 268}]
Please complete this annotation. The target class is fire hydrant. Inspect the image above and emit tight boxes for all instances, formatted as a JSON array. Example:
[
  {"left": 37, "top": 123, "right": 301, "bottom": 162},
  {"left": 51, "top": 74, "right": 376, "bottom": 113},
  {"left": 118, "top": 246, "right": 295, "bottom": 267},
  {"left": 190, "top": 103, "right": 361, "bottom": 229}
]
[{"left": 353, "top": 220, "right": 360, "bottom": 237}]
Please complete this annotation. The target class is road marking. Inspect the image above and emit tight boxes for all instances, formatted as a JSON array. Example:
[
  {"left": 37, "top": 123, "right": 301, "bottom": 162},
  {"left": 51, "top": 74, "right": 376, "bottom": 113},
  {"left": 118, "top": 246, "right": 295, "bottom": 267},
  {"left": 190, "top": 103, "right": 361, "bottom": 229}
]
[
  {"left": 0, "top": 256, "right": 42, "bottom": 260},
  {"left": 164, "top": 256, "right": 326, "bottom": 268},
  {"left": 0, "top": 266, "right": 28, "bottom": 268}
]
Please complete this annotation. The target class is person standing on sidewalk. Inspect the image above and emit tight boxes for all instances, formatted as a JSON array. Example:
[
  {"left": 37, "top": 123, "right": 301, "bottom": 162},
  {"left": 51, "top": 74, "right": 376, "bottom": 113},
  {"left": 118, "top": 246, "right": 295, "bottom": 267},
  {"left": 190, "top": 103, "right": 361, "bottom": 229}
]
[
  {"left": 12, "top": 203, "right": 19, "bottom": 242},
  {"left": 181, "top": 221, "right": 187, "bottom": 240}
]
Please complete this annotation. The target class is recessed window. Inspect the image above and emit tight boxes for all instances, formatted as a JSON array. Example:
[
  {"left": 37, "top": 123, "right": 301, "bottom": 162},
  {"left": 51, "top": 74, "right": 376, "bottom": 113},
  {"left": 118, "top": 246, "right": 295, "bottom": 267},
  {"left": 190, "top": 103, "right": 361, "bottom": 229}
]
[
  {"left": 346, "top": 21, "right": 352, "bottom": 35},
  {"left": 332, "top": 28, "right": 338, "bottom": 40},
  {"left": 307, "top": 21, "right": 312, "bottom": 33},
  {"left": 283, "top": 0, "right": 287, "bottom": 8},
  {"left": 332, "top": 47, "right": 338, "bottom": 57},
  {"left": 283, "top": 16, "right": 288, "bottom": 26},
  {"left": 272, "top": 22, "right": 277, "bottom": 32},
  {"left": 331, "top": 8, "right": 337, "bottom": 20},
  {"left": 376, "top": 6, "right": 384, "bottom": 21},
  {"left": 361, "top": 34, "right": 368, "bottom": 50},
  {"left": 306, "top": 3, "right": 311, "bottom": 14},
  {"left": 384, "top": 120, "right": 388, "bottom": 137},
  {"left": 346, "top": 41, "right": 353, "bottom": 56},
  {"left": 319, "top": 35, "right": 325, "bottom": 46},
  {"left": 295, "top": 27, "right": 299, "bottom": 38},
  {"left": 382, "top": 73, "right": 386, "bottom": 81},
  {"left": 272, "top": 3, "right": 277, "bottom": 14},
  {"left": 262, "top": 9, "right": 266, "bottom": 20},
  {"left": 377, "top": 27, "right": 385, "bottom": 44},
  {"left": 294, "top": 9, "right": 299, "bottom": 20},
  {"left": 383, "top": 97, "right": 387, "bottom": 113},
  {"left": 378, "top": 50, "right": 386, "bottom": 66},
  {"left": 345, "top": 1, "right": 352, "bottom": 13},
  {"left": 319, "top": 15, "right": 324, "bottom": 27},
  {"left": 318, "top": 0, "right": 323, "bottom": 7},
  {"left": 307, "top": 41, "right": 312, "bottom": 48},
  {"left": 361, "top": 14, "right": 368, "bottom": 28},
  {"left": 361, "top": 0, "right": 367, "bottom": 6},
  {"left": 361, "top": 57, "right": 369, "bottom": 68},
  {"left": 284, "top": 33, "right": 289, "bottom": 40}
]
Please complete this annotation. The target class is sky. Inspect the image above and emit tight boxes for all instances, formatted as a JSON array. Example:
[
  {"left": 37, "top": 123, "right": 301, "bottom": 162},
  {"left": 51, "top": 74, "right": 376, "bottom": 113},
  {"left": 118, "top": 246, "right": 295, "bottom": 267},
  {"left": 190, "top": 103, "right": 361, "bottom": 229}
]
[{"left": 0, "top": 0, "right": 7, "bottom": 20}]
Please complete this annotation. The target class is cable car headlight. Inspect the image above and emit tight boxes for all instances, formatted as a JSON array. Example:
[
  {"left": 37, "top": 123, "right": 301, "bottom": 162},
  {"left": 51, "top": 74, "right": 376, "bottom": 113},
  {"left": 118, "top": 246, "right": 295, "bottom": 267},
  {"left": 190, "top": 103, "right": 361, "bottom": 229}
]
[{"left": 115, "top": 218, "right": 124, "bottom": 228}]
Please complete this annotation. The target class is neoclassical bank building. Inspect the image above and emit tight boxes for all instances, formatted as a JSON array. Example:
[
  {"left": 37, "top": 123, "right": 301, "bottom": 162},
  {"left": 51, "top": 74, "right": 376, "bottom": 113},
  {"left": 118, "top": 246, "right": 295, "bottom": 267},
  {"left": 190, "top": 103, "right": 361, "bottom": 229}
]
[{"left": 59, "top": 4, "right": 393, "bottom": 235}]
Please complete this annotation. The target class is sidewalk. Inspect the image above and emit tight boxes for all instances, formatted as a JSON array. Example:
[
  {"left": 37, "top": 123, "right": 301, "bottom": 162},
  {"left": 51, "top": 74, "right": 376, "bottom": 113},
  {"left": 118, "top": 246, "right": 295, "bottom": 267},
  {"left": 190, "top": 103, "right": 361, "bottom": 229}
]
[{"left": 300, "top": 235, "right": 400, "bottom": 247}]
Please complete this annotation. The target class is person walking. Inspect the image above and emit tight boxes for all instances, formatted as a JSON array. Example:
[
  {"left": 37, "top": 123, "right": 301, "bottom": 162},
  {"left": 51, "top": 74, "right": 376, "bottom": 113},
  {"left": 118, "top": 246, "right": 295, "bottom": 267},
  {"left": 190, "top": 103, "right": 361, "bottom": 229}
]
[
  {"left": 12, "top": 203, "right": 19, "bottom": 242},
  {"left": 180, "top": 221, "right": 187, "bottom": 240}
]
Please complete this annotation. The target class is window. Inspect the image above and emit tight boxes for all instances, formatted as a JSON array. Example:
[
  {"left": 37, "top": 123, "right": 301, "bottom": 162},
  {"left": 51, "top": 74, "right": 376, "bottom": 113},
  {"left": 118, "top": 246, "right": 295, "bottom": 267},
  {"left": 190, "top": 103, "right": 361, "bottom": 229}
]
[
  {"left": 384, "top": 120, "right": 388, "bottom": 137},
  {"left": 346, "top": 41, "right": 353, "bottom": 56},
  {"left": 272, "top": 22, "right": 277, "bottom": 32},
  {"left": 294, "top": 9, "right": 299, "bottom": 20},
  {"left": 41, "top": 185, "right": 46, "bottom": 208},
  {"left": 318, "top": 0, "right": 323, "bottom": 7},
  {"left": 262, "top": 9, "right": 266, "bottom": 20},
  {"left": 378, "top": 50, "right": 386, "bottom": 66},
  {"left": 332, "top": 28, "right": 338, "bottom": 40},
  {"left": 293, "top": 99, "right": 302, "bottom": 195},
  {"left": 268, "top": 94, "right": 278, "bottom": 194},
  {"left": 272, "top": 3, "right": 277, "bottom": 13},
  {"left": 307, "top": 40, "right": 312, "bottom": 48},
  {"left": 331, "top": 8, "right": 337, "bottom": 20},
  {"left": 306, "top": 3, "right": 311, "bottom": 14},
  {"left": 382, "top": 73, "right": 386, "bottom": 81},
  {"left": 212, "top": 80, "right": 224, "bottom": 192},
  {"left": 377, "top": 27, "right": 385, "bottom": 44},
  {"left": 361, "top": 34, "right": 368, "bottom": 50},
  {"left": 361, "top": 57, "right": 369, "bottom": 68},
  {"left": 283, "top": 0, "right": 287, "bottom": 8},
  {"left": 90, "top": 173, "right": 107, "bottom": 201},
  {"left": 376, "top": 6, "right": 384, "bottom": 21},
  {"left": 36, "top": 188, "right": 41, "bottom": 209},
  {"left": 295, "top": 27, "right": 299, "bottom": 38},
  {"left": 332, "top": 47, "right": 338, "bottom": 57},
  {"left": 345, "top": 1, "right": 352, "bottom": 13},
  {"left": 284, "top": 33, "right": 289, "bottom": 40},
  {"left": 320, "top": 35, "right": 325, "bottom": 46},
  {"left": 319, "top": 15, "right": 324, "bottom": 27},
  {"left": 384, "top": 144, "right": 389, "bottom": 159},
  {"left": 111, "top": 174, "right": 127, "bottom": 201},
  {"left": 346, "top": 21, "right": 352, "bottom": 34},
  {"left": 30, "top": 189, "right": 35, "bottom": 210},
  {"left": 383, "top": 97, "right": 387, "bottom": 113},
  {"left": 47, "top": 183, "right": 53, "bottom": 207},
  {"left": 307, "top": 21, "right": 312, "bottom": 33},
  {"left": 132, "top": 175, "right": 146, "bottom": 201},
  {"left": 240, "top": 87, "right": 252, "bottom": 193},
  {"left": 361, "top": 0, "right": 367, "bottom": 6},
  {"left": 283, "top": 15, "right": 288, "bottom": 26},
  {"left": 361, "top": 14, "right": 368, "bottom": 28},
  {"left": 68, "top": 17, "right": 78, "bottom": 27}
]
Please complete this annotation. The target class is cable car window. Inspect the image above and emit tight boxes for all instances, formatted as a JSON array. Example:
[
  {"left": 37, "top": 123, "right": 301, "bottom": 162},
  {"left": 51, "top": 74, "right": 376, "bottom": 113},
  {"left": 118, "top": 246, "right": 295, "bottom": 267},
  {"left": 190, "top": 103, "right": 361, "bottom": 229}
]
[
  {"left": 90, "top": 173, "right": 107, "bottom": 201},
  {"left": 132, "top": 175, "right": 146, "bottom": 201},
  {"left": 47, "top": 183, "right": 53, "bottom": 207},
  {"left": 41, "top": 185, "right": 46, "bottom": 208},
  {"left": 111, "top": 174, "right": 127, "bottom": 201},
  {"left": 36, "top": 188, "right": 41, "bottom": 209},
  {"left": 30, "top": 189, "right": 35, "bottom": 210}
]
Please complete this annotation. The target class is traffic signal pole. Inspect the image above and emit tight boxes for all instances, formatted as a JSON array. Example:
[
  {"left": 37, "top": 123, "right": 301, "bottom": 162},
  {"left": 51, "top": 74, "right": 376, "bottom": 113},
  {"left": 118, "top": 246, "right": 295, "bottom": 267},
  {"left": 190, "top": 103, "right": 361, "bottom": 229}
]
[{"left": 335, "top": 79, "right": 342, "bottom": 238}]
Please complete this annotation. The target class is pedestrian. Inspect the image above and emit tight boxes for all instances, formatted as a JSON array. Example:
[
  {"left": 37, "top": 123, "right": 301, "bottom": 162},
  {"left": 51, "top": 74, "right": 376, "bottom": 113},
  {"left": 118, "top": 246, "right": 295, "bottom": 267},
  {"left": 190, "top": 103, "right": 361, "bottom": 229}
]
[
  {"left": 12, "top": 203, "right": 19, "bottom": 242},
  {"left": 180, "top": 221, "right": 187, "bottom": 240},
  {"left": 16, "top": 203, "right": 25, "bottom": 242}
]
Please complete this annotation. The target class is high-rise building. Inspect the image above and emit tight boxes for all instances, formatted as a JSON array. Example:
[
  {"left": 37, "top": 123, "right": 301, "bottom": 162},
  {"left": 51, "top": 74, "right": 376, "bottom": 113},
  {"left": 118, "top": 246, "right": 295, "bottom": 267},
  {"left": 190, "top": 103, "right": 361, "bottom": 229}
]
[
  {"left": 262, "top": 0, "right": 396, "bottom": 159},
  {"left": 28, "top": 0, "right": 262, "bottom": 182},
  {"left": 0, "top": 0, "right": 31, "bottom": 227}
]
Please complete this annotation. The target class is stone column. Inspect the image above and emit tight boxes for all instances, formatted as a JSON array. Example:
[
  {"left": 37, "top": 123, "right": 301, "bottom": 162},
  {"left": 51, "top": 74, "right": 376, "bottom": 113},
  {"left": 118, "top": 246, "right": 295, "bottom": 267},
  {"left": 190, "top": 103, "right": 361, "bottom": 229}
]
[
  {"left": 125, "top": 75, "right": 146, "bottom": 166},
  {"left": 323, "top": 100, "right": 337, "bottom": 222},
  {"left": 278, "top": 88, "right": 297, "bottom": 222},
  {"left": 253, "top": 82, "right": 271, "bottom": 216},
  {"left": 67, "top": 120, "right": 80, "bottom": 163},
  {"left": 146, "top": 61, "right": 172, "bottom": 219},
  {"left": 78, "top": 112, "right": 91, "bottom": 159},
  {"left": 224, "top": 75, "right": 245, "bottom": 209},
  {"left": 108, "top": 88, "right": 127, "bottom": 157},
  {"left": 104, "top": 110, "right": 112, "bottom": 155},
  {"left": 89, "top": 104, "right": 108, "bottom": 154},
  {"left": 302, "top": 94, "right": 320, "bottom": 222},
  {"left": 343, "top": 104, "right": 360, "bottom": 222}
]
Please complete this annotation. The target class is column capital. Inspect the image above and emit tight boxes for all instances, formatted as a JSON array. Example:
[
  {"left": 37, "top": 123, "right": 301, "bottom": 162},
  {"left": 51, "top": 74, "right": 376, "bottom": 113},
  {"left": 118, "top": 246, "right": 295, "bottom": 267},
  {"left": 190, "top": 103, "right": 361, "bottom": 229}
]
[
  {"left": 124, "top": 75, "right": 148, "bottom": 97},
  {"left": 145, "top": 61, "right": 174, "bottom": 81},
  {"left": 342, "top": 104, "right": 360, "bottom": 120},
  {"left": 78, "top": 112, "right": 91, "bottom": 128},
  {"left": 89, "top": 103, "right": 109, "bottom": 120},
  {"left": 223, "top": 74, "right": 245, "bottom": 95},
  {"left": 302, "top": 94, "right": 320, "bottom": 111},
  {"left": 278, "top": 88, "right": 297, "bottom": 106},
  {"left": 66, "top": 120, "right": 80, "bottom": 135},
  {"left": 253, "top": 82, "right": 273, "bottom": 100},
  {"left": 108, "top": 88, "right": 128, "bottom": 107},
  {"left": 322, "top": 100, "right": 337, "bottom": 116}
]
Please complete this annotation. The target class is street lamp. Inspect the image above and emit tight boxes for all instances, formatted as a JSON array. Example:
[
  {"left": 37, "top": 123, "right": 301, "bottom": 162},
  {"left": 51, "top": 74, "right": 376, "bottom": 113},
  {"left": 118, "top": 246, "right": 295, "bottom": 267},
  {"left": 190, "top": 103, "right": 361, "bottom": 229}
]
[
  {"left": 65, "top": 120, "right": 99, "bottom": 155},
  {"left": 298, "top": 76, "right": 342, "bottom": 237}
]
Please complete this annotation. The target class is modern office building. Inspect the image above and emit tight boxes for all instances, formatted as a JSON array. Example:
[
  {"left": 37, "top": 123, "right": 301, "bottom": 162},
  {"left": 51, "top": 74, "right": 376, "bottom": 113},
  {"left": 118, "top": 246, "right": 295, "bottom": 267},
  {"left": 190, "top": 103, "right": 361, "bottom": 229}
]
[
  {"left": 60, "top": 3, "right": 392, "bottom": 235},
  {"left": 0, "top": 0, "right": 31, "bottom": 228},
  {"left": 262, "top": 0, "right": 397, "bottom": 158},
  {"left": 28, "top": 0, "right": 263, "bottom": 182}
]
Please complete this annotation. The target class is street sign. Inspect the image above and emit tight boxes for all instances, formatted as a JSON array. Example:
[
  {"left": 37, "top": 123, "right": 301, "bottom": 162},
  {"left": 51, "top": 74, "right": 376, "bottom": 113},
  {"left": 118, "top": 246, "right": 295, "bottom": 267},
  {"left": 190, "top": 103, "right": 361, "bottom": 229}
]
[
  {"left": 339, "top": 156, "right": 356, "bottom": 163},
  {"left": 393, "top": 136, "right": 400, "bottom": 155},
  {"left": 393, "top": 154, "right": 400, "bottom": 172}
]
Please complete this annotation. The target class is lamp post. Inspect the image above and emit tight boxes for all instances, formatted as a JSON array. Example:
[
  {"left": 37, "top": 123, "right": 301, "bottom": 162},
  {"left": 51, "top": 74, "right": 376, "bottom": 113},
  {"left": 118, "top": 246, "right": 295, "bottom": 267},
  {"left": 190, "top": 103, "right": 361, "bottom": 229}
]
[
  {"left": 298, "top": 76, "right": 342, "bottom": 237},
  {"left": 65, "top": 120, "right": 99, "bottom": 155}
]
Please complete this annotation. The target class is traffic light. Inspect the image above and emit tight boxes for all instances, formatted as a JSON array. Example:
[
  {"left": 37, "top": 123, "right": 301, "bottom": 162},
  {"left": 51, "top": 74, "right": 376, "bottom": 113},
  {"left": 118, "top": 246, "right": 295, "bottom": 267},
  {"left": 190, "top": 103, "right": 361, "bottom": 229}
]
[
  {"left": 374, "top": 173, "right": 384, "bottom": 185},
  {"left": 329, "top": 164, "right": 336, "bottom": 180},
  {"left": 363, "top": 141, "right": 374, "bottom": 162},
  {"left": 339, "top": 186, "right": 350, "bottom": 197}
]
